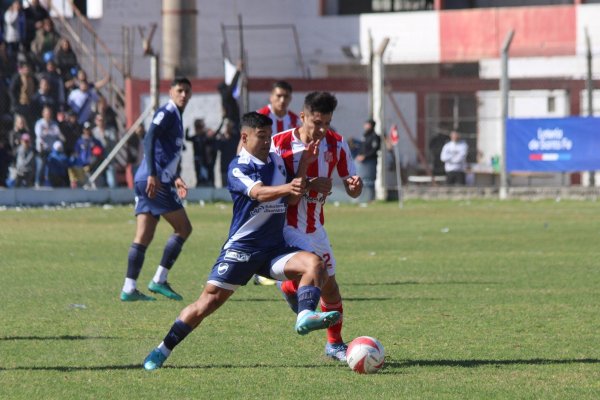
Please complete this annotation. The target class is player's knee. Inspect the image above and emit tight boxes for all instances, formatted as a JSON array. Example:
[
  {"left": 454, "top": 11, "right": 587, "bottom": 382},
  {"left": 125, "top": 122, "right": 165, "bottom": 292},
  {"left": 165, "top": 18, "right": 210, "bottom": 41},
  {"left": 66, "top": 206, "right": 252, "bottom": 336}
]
[{"left": 305, "top": 253, "right": 325, "bottom": 277}]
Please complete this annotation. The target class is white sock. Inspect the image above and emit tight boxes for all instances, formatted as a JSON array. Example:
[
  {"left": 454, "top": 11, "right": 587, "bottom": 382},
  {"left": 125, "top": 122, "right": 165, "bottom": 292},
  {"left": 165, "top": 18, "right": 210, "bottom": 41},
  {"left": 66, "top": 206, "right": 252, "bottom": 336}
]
[
  {"left": 157, "top": 342, "right": 171, "bottom": 357},
  {"left": 153, "top": 266, "right": 169, "bottom": 284},
  {"left": 297, "top": 310, "right": 311, "bottom": 322},
  {"left": 122, "top": 278, "right": 137, "bottom": 293}
]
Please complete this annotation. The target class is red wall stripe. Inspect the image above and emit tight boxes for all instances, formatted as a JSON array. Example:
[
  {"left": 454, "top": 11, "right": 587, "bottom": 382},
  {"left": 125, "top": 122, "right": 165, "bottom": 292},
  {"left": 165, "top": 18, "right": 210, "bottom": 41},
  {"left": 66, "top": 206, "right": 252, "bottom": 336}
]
[{"left": 440, "top": 5, "right": 576, "bottom": 62}]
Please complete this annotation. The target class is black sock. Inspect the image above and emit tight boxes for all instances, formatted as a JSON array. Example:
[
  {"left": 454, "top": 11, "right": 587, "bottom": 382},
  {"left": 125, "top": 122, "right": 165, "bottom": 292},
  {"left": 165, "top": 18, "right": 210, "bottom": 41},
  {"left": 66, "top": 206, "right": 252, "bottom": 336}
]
[
  {"left": 126, "top": 243, "right": 147, "bottom": 280},
  {"left": 159, "top": 235, "right": 186, "bottom": 270},
  {"left": 162, "top": 319, "right": 192, "bottom": 350}
]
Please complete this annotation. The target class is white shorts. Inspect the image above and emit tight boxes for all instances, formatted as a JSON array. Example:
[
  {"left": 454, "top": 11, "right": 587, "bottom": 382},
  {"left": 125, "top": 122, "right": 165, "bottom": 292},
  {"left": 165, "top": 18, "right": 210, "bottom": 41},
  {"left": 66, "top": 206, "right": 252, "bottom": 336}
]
[{"left": 283, "top": 225, "right": 336, "bottom": 276}]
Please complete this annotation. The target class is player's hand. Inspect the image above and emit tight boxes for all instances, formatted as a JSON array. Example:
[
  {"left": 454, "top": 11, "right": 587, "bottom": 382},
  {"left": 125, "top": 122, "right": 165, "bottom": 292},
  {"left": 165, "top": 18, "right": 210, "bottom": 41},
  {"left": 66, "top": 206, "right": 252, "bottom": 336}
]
[
  {"left": 289, "top": 177, "right": 307, "bottom": 196},
  {"left": 345, "top": 175, "right": 363, "bottom": 197},
  {"left": 146, "top": 175, "right": 161, "bottom": 199},
  {"left": 301, "top": 139, "right": 321, "bottom": 165},
  {"left": 174, "top": 177, "right": 188, "bottom": 199},
  {"left": 308, "top": 177, "right": 332, "bottom": 194}
]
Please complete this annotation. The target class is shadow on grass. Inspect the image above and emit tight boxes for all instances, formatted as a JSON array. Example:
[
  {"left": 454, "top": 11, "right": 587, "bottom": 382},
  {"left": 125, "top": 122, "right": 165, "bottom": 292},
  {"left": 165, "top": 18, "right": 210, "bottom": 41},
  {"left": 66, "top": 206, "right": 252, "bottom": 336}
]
[
  {"left": 228, "top": 297, "right": 432, "bottom": 303},
  {"left": 0, "top": 363, "right": 338, "bottom": 372},
  {"left": 382, "top": 357, "right": 600, "bottom": 371},
  {"left": 0, "top": 335, "right": 119, "bottom": 341},
  {"left": 345, "top": 281, "right": 501, "bottom": 286}
]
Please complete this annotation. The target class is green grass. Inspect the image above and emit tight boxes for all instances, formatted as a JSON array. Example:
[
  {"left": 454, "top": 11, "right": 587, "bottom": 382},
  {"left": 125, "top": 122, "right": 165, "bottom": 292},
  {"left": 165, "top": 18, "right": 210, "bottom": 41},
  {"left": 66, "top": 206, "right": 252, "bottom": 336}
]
[{"left": 1, "top": 200, "right": 599, "bottom": 399}]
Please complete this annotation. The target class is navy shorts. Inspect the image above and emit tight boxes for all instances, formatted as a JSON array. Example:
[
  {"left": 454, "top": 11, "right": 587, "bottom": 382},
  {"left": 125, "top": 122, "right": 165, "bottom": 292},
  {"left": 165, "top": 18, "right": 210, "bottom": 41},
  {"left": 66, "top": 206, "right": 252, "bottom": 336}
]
[
  {"left": 207, "top": 245, "right": 301, "bottom": 288},
  {"left": 134, "top": 180, "right": 183, "bottom": 217}
]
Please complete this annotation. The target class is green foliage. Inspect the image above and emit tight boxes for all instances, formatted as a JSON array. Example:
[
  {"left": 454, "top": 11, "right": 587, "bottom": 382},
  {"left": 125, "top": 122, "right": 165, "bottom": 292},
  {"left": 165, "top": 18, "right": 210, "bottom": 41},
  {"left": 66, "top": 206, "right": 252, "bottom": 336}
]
[{"left": 1, "top": 200, "right": 599, "bottom": 399}]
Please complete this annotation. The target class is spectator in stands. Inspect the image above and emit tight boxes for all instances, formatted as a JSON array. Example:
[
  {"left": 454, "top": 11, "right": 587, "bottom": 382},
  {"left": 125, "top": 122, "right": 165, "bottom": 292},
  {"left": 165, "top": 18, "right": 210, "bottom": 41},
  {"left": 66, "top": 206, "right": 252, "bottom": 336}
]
[
  {"left": 30, "top": 76, "right": 56, "bottom": 118},
  {"left": 3, "top": 1, "right": 27, "bottom": 71},
  {"left": 95, "top": 94, "right": 118, "bottom": 131},
  {"left": 68, "top": 121, "right": 103, "bottom": 188},
  {"left": 58, "top": 109, "right": 80, "bottom": 157},
  {"left": 23, "top": 0, "right": 50, "bottom": 49},
  {"left": 186, "top": 118, "right": 213, "bottom": 187},
  {"left": 440, "top": 130, "right": 468, "bottom": 185},
  {"left": 0, "top": 40, "right": 15, "bottom": 78},
  {"left": 429, "top": 131, "right": 450, "bottom": 176},
  {"left": 34, "top": 105, "right": 63, "bottom": 186},
  {"left": 0, "top": 57, "right": 11, "bottom": 116},
  {"left": 30, "top": 17, "right": 59, "bottom": 71},
  {"left": 54, "top": 38, "right": 78, "bottom": 84},
  {"left": 0, "top": 119, "right": 11, "bottom": 187},
  {"left": 37, "top": 58, "right": 65, "bottom": 110},
  {"left": 215, "top": 118, "right": 239, "bottom": 187},
  {"left": 67, "top": 78, "right": 99, "bottom": 125},
  {"left": 92, "top": 113, "right": 117, "bottom": 187},
  {"left": 14, "top": 132, "right": 35, "bottom": 187},
  {"left": 45, "top": 139, "right": 69, "bottom": 187},
  {"left": 67, "top": 69, "right": 109, "bottom": 94},
  {"left": 355, "top": 119, "right": 381, "bottom": 202},
  {"left": 7, "top": 114, "right": 29, "bottom": 158},
  {"left": 9, "top": 61, "right": 38, "bottom": 131}
]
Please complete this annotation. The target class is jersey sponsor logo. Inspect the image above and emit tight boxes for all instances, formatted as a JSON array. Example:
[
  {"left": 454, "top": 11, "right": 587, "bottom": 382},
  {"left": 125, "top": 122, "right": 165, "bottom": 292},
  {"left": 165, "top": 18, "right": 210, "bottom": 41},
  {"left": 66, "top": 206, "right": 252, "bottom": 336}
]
[
  {"left": 152, "top": 111, "right": 165, "bottom": 125},
  {"left": 304, "top": 193, "right": 327, "bottom": 204},
  {"left": 217, "top": 262, "right": 230, "bottom": 275},
  {"left": 249, "top": 203, "right": 287, "bottom": 217},
  {"left": 224, "top": 249, "right": 251, "bottom": 262},
  {"left": 324, "top": 151, "right": 333, "bottom": 163}
]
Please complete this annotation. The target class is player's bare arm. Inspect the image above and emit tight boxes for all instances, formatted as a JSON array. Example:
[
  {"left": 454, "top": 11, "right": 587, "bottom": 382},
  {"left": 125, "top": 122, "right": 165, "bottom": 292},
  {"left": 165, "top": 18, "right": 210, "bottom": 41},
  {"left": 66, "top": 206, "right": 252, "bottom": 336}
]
[{"left": 249, "top": 178, "right": 306, "bottom": 203}]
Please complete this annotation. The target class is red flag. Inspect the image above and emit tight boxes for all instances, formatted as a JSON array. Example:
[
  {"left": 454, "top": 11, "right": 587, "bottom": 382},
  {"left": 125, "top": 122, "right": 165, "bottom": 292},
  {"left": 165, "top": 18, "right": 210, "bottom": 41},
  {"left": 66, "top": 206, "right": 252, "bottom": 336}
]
[{"left": 389, "top": 124, "right": 399, "bottom": 145}]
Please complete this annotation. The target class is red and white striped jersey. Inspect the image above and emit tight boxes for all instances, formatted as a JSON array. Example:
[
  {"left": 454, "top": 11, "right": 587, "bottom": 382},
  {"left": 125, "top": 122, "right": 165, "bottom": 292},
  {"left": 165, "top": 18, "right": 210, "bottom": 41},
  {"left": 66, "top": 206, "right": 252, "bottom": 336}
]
[
  {"left": 257, "top": 104, "right": 300, "bottom": 135},
  {"left": 271, "top": 128, "right": 357, "bottom": 233}
]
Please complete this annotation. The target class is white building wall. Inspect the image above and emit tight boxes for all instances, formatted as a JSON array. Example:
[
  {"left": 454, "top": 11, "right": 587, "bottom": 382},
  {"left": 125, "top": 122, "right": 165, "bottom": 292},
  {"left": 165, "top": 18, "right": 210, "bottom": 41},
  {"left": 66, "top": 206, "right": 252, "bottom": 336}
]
[{"left": 477, "top": 90, "right": 569, "bottom": 171}]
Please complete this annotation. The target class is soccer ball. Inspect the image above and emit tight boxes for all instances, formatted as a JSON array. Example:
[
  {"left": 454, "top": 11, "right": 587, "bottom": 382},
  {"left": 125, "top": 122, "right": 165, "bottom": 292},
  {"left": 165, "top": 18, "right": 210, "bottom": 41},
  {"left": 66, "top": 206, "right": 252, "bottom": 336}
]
[{"left": 346, "top": 336, "right": 385, "bottom": 374}]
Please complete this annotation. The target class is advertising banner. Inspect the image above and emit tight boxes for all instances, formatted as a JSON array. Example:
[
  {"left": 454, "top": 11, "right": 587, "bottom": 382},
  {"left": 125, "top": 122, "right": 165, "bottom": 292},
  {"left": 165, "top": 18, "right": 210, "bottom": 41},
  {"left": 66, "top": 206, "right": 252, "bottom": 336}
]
[{"left": 506, "top": 117, "right": 600, "bottom": 172}]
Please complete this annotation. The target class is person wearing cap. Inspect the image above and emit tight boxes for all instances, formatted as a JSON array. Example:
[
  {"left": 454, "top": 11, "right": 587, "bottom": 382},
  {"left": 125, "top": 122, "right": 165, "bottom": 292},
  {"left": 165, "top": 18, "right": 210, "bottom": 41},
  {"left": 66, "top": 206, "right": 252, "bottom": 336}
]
[
  {"left": 355, "top": 118, "right": 380, "bottom": 202},
  {"left": 119, "top": 77, "right": 193, "bottom": 302},
  {"left": 68, "top": 121, "right": 103, "bottom": 188},
  {"left": 45, "top": 140, "right": 69, "bottom": 187},
  {"left": 15, "top": 133, "right": 35, "bottom": 187}
]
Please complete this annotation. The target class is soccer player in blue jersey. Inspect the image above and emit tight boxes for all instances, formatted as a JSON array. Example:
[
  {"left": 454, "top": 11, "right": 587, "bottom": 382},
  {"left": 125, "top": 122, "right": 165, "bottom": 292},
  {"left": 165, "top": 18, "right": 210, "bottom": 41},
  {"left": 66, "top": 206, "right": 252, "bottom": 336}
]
[
  {"left": 142, "top": 112, "right": 341, "bottom": 370},
  {"left": 119, "top": 77, "right": 193, "bottom": 302}
]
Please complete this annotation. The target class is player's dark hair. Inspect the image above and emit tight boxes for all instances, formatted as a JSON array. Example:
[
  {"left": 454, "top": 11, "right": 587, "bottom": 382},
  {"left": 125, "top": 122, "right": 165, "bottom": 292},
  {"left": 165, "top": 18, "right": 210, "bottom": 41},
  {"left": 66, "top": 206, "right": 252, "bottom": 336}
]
[
  {"left": 171, "top": 76, "right": 192, "bottom": 87},
  {"left": 303, "top": 91, "right": 337, "bottom": 114},
  {"left": 272, "top": 80, "right": 292, "bottom": 93},
  {"left": 241, "top": 111, "right": 272, "bottom": 129}
]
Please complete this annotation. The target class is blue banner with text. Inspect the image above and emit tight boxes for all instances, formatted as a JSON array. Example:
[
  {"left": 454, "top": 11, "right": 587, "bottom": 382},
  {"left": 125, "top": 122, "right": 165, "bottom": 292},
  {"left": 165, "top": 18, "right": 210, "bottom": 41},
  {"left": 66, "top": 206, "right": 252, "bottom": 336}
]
[{"left": 506, "top": 117, "right": 600, "bottom": 172}]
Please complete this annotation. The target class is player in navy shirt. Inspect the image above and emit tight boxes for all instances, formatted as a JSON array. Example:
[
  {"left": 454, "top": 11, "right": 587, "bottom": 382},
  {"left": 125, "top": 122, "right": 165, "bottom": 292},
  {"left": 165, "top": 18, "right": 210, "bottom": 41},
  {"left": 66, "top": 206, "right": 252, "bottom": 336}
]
[
  {"left": 142, "top": 112, "right": 341, "bottom": 370},
  {"left": 119, "top": 77, "right": 193, "bottom": 302}
]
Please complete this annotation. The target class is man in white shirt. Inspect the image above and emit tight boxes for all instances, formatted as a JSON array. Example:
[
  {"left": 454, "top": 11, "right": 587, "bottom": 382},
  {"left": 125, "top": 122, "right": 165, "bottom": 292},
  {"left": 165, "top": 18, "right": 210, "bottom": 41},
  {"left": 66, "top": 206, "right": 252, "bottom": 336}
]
[{"left": 440, "top": 130, "right": 468, "bottom": 185}]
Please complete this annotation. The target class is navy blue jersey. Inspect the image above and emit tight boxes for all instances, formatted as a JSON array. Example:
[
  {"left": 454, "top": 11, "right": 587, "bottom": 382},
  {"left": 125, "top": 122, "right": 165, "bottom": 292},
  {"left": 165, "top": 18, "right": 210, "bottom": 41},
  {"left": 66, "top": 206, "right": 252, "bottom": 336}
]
[
  {"left": 223, "top": 148, "right": 290, "bottom": 252},
  {"left": 135, "top": 100, "right": 184, "bottom": 184}
]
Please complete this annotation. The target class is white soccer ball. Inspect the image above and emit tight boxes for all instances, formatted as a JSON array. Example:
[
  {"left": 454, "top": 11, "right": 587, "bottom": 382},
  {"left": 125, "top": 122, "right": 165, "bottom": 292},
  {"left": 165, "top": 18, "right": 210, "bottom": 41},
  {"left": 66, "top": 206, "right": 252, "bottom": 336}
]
[{"left": 346, "top": 336, "right": 385, "bottom": 374}]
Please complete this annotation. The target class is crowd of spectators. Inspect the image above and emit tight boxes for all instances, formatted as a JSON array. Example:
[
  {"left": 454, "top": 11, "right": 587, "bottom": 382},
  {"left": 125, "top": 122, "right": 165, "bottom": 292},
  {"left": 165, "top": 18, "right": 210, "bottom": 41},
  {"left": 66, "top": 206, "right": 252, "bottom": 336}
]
[{"left": 0, "top": 0, "right": 136, "bottom": 189}]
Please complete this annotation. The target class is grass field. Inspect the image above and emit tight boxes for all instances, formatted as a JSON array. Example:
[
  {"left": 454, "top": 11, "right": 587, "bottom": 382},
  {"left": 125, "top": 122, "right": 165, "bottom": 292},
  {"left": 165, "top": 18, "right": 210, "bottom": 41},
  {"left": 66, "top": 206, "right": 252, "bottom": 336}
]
[{"left": 1, "top": 199, "right": 599, "bottom": 399}]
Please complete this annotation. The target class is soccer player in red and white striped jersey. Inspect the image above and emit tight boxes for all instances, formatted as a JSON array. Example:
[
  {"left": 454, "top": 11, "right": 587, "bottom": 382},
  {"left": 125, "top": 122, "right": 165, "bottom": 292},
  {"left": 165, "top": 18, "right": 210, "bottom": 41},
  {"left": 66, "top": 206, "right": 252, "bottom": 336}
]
[
  {"left": 257, "top": 81, "right": 300, "bottom": 135},
  {"left": 272, "top": 91, "right": 363, "bottom": 362},
  {"left": 252, "top": 81, "right": 302, "bottom": 286}
]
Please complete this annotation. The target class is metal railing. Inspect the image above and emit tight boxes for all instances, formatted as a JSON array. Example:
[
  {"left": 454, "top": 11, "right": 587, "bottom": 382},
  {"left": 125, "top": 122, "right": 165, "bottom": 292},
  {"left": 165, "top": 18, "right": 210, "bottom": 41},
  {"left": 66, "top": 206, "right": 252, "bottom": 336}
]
[{"left": 49, "top": 0, "right": 127, "bottom": 131}]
